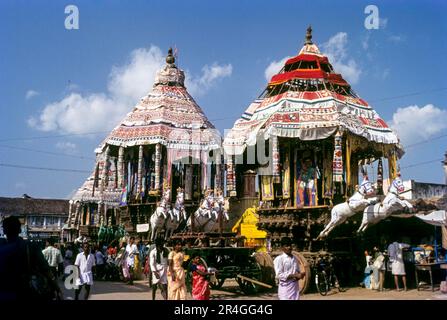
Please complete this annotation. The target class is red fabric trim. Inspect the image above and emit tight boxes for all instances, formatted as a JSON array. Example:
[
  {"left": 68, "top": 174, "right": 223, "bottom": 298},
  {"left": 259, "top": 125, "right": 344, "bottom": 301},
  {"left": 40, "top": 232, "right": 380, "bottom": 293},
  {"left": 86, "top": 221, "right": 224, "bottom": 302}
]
[
  {"left": 359, "top": 117, "right": 369, "bottom": 125},
  {"left": 376, "top": 118, "right": 389, "bottom": 128},
  {"left": 285, "top": 54, "right": 329, "bottom": 65},
  {"left": 269, "top": 70, "right": 349, "bottom": 86}
]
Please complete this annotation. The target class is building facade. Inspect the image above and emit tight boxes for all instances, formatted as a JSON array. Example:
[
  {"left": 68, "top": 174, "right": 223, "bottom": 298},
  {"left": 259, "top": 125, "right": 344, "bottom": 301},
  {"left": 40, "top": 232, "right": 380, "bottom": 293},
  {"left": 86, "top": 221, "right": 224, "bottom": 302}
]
[{"left": 0, "top": 195, "right": 69, "bottom": 240}]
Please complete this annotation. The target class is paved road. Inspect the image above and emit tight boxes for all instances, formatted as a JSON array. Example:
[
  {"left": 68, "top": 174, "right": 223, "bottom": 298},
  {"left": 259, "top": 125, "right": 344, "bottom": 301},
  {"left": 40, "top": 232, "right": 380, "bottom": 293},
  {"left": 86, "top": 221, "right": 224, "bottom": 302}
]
[{"left": 60, "top": 278, "right": 447, "bottom": 300}]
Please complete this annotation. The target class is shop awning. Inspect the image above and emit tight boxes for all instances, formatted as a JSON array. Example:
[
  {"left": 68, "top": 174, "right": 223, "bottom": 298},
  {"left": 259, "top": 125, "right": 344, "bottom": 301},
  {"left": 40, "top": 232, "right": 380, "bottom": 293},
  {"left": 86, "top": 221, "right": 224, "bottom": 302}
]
[{"left": 416, "top": 210, "right": 447, "bottom": 227}]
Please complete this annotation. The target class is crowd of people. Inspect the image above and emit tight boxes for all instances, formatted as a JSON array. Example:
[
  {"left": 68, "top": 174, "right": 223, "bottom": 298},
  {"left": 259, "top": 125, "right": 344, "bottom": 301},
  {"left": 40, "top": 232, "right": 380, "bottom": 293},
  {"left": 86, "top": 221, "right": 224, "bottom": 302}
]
[
  {"left": 0, "top": 216, "right": 213, "bottom": 300},
  {"left": 361, "top": 240, "right": 411, "bottom": 292}
]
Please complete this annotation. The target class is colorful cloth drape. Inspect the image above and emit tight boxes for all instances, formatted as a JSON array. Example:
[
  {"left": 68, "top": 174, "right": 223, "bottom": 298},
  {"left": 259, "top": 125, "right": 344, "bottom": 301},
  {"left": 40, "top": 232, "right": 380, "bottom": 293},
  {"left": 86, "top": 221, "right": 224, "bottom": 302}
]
[
  {"left": 261, "top": 176, "right": 274, "bottom": 201},
  {"left": 226, "top": 155, "right": 236, "bottom": 196},
  {"left": 271, "top": 135, "right": 280, "bottom": 178},
  {"left": 387, "top": 150, "right": 397, "bottom": 181},
  {"left": 282, "top": 151, "right": 290, "bottom": 199},
  {"left": 155, "top": 143, "right": 161, "bottom": 190},
  {"left": 332, "top": 130, "right": 343, "bottom": 182}
]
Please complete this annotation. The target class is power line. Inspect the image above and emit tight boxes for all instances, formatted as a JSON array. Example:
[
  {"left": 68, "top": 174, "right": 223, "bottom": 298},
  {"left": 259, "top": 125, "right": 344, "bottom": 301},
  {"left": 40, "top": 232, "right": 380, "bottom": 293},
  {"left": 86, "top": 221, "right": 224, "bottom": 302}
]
[
  {"left": 403, "top": 133, "right": 447, "bottom": 149},
  {"left": 369, "top": 87, "right": 447, "bottom": 103},
  {"left": 401, "top": 158, "right": 444, "bottom": 169},
  {"left": 0, "top": 144, "right": 95, "bottom": 161},
  {"left": 0, "top": 131, "right": 108, "bottom": 143},
  {"left": 0, "top": 163, "right": 90, "bottom": 174}
]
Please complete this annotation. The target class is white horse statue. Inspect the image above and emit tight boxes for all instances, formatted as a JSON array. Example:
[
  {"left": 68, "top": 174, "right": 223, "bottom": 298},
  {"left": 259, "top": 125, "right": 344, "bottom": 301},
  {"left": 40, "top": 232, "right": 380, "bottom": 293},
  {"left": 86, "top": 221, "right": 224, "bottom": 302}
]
[
  {"left": 204, "top": 189, "right": 230, "bottom": 232},
  {"left": 357, "top": 176, "right": 413, "bottom": 233},
  {"left": 165, "top": 188, "right": 187, "bottom": 239},
  {"left": 150, "top": 187, "right": 171, "bottom": 241},
  {"left": 318, "top": 176, "right": 376, "bottom": 239},
  {"left": 186, "top": 189, "right": 215, "bottom": 232}
]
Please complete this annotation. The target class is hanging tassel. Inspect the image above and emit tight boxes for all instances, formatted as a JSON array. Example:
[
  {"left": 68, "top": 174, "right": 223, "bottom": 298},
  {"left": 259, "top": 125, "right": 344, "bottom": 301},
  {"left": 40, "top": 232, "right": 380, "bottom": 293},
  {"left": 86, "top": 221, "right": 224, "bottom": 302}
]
[
  {"left": 332, "top": 130, "right": 344, "bottom": 183},
  {"left": 377, "top": 158, "right": 383, "bottom": 195}
]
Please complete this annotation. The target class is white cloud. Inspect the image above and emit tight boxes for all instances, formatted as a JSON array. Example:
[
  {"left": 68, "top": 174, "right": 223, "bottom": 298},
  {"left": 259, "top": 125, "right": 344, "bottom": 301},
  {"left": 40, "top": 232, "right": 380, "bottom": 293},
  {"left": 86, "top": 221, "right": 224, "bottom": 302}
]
[
  {"left": 186, "top": 63, "right": 233, "bottom": 96},
  {"left": 264, "top": 56, "right": 292, "bottom": 81},
  {"left": 55, "top": 142, "right": 78, "bottom": 155},
  {"left": 362, "top": 32, "right": 371, "bottom": 50},
  {"left": 390, "top": 104, "right": 447, "bottom": 145},
  {"left": 322, "top": 32, "right": 362, "bottom": 84},
  {"left": 29, "top": 45, "right": 231, "bottom": 134},
  {"left": 108, "top": 47, "right": 165, "bottom": 101},
  {"left": 25, "top": 90, "right": 39, "bottom": 100}
]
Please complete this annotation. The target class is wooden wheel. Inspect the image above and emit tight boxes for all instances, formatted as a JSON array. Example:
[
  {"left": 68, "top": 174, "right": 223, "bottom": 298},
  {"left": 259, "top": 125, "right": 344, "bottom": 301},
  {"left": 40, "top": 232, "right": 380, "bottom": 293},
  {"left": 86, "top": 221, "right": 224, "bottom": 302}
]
[
  {"left": 236, "top": 256, "right": 262, "bottom": 295},
  {"left": 292, "top": 251, "right": 311, "bottom": 294},
  {"left": 254, "top": 251, "right": 275, "bottom": 290}
]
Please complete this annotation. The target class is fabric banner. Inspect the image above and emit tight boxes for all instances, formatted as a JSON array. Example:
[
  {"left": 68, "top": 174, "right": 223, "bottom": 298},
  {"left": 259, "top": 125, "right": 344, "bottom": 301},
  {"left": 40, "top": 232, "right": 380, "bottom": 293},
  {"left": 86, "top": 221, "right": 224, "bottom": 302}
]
[
  {"left": 332, "top": 130, "right": 343, "bottom": 182},
  {"left": 345, "top": 134, "right": 351, "bottom": 196},
  {"left": 387, "top": 150, "right": 397, "bottom": 181},
  {"left": 377, "top": 158, "right": 384, "bottom": 195},
  {"left": 261, "top": 176, "right": 274, "bottom": 201},
  {"left": 184, "top": 165, "right": 193, "bottom": 200},
  {"left": 154, "top": 143, "right": 161, "bottom": 190},
  {"left": 323, "top": 146, "right": 333, "bottom": 198},
  {"left": 282, "top": 150, "right": 290, "bottom": 199},
  {"left": 226, "top": 155, "right": 236, "bottom": 196},
  {"left": 272, "top": 135, "right": 280, "bottom": 178}
]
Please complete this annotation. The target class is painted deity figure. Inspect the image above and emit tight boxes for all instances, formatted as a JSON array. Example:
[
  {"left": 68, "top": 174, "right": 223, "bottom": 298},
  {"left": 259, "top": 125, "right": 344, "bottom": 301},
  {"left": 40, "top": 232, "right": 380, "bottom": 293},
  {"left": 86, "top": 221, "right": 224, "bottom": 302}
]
[{"left": 296, "top": 158, "right": 317, "bottom": 207}]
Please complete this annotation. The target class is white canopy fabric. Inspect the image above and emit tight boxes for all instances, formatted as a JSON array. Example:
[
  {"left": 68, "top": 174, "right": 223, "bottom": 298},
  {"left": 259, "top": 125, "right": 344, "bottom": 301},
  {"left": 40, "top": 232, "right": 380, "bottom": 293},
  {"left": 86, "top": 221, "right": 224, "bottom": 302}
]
[{"left": 416, "top": 210, "right": 447, "bottom": 227}]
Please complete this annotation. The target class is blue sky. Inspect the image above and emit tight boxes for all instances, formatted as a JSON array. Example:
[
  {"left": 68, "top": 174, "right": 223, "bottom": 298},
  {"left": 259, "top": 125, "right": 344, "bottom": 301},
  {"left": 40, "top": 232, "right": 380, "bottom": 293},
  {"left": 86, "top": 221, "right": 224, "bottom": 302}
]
[{"left": 0, "top": 0, "right": 446, "bottom": 199}]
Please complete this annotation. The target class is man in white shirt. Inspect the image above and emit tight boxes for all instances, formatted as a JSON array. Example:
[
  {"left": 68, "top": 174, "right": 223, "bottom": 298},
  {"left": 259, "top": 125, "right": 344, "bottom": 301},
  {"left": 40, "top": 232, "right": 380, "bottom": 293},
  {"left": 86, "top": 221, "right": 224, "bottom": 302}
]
[
  {"left": 387, "top": 240, "right": 410, "bottom": 291},
  {"left": 273, "top": 237, "right": 305, "bottom": 300},
  {"left": 149, "top": 238, "right": 169, "bottom": 300},
  {"left": 74, "top": 242, "right": 96, "bottom": 300},
  {"left": 126, "top": 237, "right": 138, "bottom": 285}
]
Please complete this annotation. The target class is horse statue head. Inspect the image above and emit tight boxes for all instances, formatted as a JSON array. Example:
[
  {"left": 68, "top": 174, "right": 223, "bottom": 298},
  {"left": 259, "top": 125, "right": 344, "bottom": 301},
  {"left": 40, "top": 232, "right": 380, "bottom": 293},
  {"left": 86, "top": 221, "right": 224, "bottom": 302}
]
[
  {"left": 358, "top": 176, "right": 375, "bottom": 196},
  {"left": 389, "top": 176, "right": 404, "bottom": 195}
]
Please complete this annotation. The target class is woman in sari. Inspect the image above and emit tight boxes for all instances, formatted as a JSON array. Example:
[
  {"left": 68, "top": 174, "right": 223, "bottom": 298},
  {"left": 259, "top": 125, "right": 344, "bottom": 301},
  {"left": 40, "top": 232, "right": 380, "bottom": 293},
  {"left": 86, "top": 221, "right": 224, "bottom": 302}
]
[
  {"left": 116, "top": 242, "right": 130, "bottom": 283},
  {"left": 190, "top": 255, "right": 211, "bottom": 300},
  {"left": 168, "top": 240, "right": 186, "bottom": 300}
]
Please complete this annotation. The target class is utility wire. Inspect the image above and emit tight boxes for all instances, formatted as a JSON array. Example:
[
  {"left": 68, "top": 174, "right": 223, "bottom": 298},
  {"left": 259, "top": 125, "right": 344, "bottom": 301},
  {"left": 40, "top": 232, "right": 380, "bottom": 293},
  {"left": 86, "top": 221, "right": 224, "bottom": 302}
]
[
  {"left": 369, "top": 87, "right": 447, "bottom": 103},
  {"left": 401, "top": 158, "right": 444, "bottom": 169},
  {"left": 0, "top": 144, "right": 95, "bottom": 161},
  {"left": 403, "top": 133, "right": 447, "bottom": 149},
  {"left": 0, "top": 163, "right": 90, "bottom": 174},
  {"left": 0, "top": 131, "right": 108, "bottom": 143}
]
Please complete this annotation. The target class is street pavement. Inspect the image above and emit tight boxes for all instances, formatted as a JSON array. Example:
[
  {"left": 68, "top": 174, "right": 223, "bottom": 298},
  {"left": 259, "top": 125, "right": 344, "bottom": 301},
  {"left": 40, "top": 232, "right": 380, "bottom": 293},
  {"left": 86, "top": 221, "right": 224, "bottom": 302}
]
[{"left": 59, "top": 278, "right": 447, "bottom": 300}]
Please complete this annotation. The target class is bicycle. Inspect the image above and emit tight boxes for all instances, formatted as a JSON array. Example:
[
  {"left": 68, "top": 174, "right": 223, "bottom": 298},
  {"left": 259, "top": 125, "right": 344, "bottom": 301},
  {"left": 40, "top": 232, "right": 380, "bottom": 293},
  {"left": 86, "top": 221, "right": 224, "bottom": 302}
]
[{"left": 314, "top": 255, "right": 345, "bottom": 296}]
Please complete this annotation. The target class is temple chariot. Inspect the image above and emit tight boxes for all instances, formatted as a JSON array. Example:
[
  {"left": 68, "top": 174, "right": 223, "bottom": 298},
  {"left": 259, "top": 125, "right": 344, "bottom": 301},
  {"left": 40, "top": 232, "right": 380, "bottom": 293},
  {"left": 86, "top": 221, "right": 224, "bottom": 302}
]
[{"left": 223, "top": 27, "right": 409, "bottom": 292}]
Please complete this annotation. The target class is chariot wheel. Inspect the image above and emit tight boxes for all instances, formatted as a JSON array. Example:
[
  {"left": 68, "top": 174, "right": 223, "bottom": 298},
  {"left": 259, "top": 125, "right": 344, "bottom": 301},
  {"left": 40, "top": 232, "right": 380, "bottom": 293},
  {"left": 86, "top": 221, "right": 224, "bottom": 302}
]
[
  {"left": 253, "top": 251, "right": 275, "bottom": 291},
  {"left": 292, "top": 251, "right": 311, "bottom": 294},
  {"left": 236, "top": 256, "right": 263, "bottom": 295}
]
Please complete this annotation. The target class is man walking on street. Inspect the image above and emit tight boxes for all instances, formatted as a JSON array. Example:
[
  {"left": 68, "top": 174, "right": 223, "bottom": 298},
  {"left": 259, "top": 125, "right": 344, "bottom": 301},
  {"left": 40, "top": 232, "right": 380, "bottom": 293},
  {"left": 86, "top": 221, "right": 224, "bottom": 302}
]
[
  {"left": 149, "top": 238, "right": 169, "bottom": 300},
  {"left": 273, "top": 237, "right": 305, "bottom": 300},
  {"left": 126, "top": 237, "right": 138, "bottom": 285},
  {"left": 42, "top": 239, "right": 63, "bottom": 279},
  {"left": 74, "top": 242, "right": 96, "bottom": 300}
]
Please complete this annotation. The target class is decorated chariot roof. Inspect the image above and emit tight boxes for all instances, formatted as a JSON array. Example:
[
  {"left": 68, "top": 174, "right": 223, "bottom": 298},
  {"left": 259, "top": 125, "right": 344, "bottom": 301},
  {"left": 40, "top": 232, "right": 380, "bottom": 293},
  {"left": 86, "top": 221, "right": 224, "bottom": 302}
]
[
  {"left": 71, "top": 153, "right": 121, "bottom": 207},
  {"left": 223, "top": 26, "right": 402, "bottom": 156},
  {"left": 96, "top": 48, "right": 221, "bottom": 153}
]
